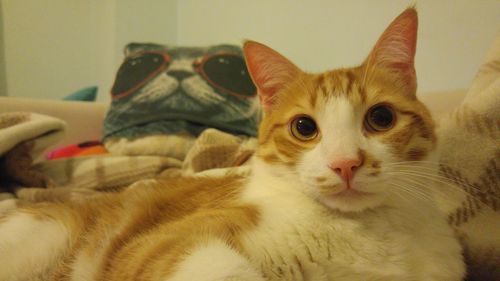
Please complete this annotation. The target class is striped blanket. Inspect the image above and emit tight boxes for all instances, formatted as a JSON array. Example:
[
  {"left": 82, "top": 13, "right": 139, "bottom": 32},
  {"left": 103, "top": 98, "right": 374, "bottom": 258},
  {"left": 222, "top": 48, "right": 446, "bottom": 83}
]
[
  {"left": 434, "top": 34, "right": 500, "bottom": 280},
  {"left": 0, "top": 114, "right": 255, "bottom": 203}
]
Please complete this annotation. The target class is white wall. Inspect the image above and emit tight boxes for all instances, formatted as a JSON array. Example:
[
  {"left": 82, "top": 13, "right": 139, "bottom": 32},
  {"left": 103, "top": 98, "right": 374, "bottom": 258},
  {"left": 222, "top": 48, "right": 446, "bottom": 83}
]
[
  {"left": 1, "top": 0, "right": 177, "bottom": 101},
  {"left": 115, "top": 0, "right": 177, "bottom": 65},
  {"left": 1, "top": 0, "right": 499, "bottom": 102},
  {"left": 2, "top": 0, "right": 115, "bottom": 101},
  {"left": 0, "top": 0, "right": 6, "bottom": 96},
  {"left": 177, "top": 0, "right": 500, "bottom": 93}
]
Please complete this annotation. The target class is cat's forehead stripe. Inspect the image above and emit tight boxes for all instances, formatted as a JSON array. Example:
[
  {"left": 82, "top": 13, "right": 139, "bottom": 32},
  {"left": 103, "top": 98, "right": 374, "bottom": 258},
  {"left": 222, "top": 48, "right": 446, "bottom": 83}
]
[
  {"left": 344, "top": 71, "right": 356, "bottom": 96},
  {"left": 310, "top": 75, "right": 324, "bottom": 107},
  {"left": 313, "top": 70, "right": 366, "bottom": 104}
]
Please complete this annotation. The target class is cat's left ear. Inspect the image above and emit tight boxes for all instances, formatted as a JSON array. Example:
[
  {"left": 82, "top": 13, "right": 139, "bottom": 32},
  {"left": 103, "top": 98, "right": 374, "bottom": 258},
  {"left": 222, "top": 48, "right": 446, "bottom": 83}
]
[
  {"left": 243, "top": 41, "right": 301, "bottom": 112},
  {"left": 363, "top": 8, "right": 418, "bottom": 94}
]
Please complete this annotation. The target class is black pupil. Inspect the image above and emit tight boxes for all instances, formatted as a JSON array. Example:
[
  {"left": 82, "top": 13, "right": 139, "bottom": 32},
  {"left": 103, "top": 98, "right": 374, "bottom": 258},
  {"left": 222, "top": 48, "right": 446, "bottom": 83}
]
[
  {"left": 112, "top": 53, "right": 167, "bottom": 96},
  {"left": 202, "top": 54, "right": 256, "bottom": 97},
  {"left": 296, "top": 117, "right": 317, "bottom": 136},
  {"left": 370, "top": 106, "right": 393, "bottom": 127}
]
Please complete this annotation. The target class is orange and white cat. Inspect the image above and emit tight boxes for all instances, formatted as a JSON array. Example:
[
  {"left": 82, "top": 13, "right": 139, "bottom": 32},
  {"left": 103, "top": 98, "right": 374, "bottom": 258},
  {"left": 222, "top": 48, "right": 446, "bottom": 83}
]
[{"left": 0, "top": 8, "right": 464, "bottom": 281}]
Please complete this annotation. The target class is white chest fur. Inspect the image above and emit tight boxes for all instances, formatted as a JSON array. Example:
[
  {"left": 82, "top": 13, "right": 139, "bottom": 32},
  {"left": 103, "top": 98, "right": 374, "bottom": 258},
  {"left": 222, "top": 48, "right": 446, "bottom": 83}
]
[{"left": 239, "top": 164, "right": 464, "bottom": 281}]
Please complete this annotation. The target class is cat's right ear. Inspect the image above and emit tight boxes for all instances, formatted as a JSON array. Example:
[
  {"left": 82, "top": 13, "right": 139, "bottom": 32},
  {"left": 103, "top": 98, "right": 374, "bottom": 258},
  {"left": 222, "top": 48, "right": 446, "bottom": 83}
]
[
  {"left": 362, "top": 8, "right": 418, "bottom": 94},
  {"left": 243, "top": 41, "right": 301, "bottom": 112}
]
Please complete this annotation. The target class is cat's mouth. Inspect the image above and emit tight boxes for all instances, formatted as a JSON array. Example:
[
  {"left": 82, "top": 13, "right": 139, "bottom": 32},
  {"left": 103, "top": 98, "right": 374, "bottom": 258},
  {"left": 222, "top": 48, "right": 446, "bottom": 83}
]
[
  {"left": 318, "top": 186, "right": 379, "bottom": 212},
  {"left": 329, "top": 188, "right": 374, "bottom": 199},
  {"left": 316, "top": 182, "right": 385, "bottom": 212},
  {"left": 318, "top": 181, "right": 374, "bottom": 198}
]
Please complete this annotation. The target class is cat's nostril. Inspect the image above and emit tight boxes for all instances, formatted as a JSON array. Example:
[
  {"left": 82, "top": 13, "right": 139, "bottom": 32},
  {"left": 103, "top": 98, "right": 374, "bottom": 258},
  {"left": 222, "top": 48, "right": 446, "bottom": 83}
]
[
  {"left": 167, "top": 70, "right": 194, "bottom": 81},
  {"left": 329, "top": 159, "right": 362, "bottom": 182}
]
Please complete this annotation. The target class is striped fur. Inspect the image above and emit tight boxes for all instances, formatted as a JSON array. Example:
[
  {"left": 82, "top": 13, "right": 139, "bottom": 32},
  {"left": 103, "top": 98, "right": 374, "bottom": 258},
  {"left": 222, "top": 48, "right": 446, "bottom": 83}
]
[{"left": 0, "top": 176, "right": 261, "bottom": 281}]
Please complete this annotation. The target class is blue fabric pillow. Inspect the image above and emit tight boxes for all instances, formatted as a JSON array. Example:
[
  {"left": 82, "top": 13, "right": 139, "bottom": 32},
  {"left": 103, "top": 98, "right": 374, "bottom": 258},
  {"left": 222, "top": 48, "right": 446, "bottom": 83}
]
[
  {"left": 63, "top": 86, "right": 98, "bottom": 101},
  {"left": 102, "top": 43, "right": 260, "bottom": 142}
]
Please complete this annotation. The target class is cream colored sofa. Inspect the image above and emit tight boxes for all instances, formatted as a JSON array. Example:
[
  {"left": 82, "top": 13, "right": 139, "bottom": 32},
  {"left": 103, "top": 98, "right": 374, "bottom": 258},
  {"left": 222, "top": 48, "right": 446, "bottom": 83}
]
[
  {"left": 0, "top": 90, "right": 467, "bottom": 147},
  {"left": 0, "top": 96, "right": 108, "bottom": 147}
]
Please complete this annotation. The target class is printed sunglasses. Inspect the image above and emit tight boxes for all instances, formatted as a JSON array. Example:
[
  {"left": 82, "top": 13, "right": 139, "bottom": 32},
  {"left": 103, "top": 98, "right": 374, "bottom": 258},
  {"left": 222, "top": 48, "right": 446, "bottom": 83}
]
[
  {"left": 111, "top": 51, "right": 256, "bottom": 100},
  {"left": 193, "top": 52, "right": 256, "bottom": 99}
]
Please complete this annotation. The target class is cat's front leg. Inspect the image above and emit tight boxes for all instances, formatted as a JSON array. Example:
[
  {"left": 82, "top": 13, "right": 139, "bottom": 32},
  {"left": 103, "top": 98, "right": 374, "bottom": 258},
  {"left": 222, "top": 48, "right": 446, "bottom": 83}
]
[{"left": 166, "top": 240, "right": 266, "bottom": 281}]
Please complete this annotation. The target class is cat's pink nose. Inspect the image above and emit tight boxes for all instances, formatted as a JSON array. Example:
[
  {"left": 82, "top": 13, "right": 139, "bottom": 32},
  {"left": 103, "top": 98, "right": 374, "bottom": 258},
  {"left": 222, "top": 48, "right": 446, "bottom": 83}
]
[{"left": 329, "top": 159, "right": 362, "bottom": 182}]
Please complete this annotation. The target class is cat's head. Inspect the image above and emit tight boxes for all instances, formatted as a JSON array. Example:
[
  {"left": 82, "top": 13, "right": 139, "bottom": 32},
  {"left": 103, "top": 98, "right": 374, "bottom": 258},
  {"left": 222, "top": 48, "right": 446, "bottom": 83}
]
[{"left": 244, "top": 8, "right": 437, "bottom": 212}]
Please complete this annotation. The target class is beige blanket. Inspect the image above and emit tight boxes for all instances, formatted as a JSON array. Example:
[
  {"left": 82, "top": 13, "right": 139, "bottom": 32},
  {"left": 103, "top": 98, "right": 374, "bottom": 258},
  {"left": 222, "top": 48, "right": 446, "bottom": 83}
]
[
  {"left": 0, "top": 114, "right": 254, "bottom": 202},
  {"left": 0, "top": 112, "right": 65, "bottom": 199}
]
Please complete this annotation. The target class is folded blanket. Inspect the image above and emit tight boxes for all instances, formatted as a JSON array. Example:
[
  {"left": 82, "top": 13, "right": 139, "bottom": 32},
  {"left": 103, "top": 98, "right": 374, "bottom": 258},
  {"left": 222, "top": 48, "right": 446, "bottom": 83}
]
[
  {"left": 0, "top": 112, "right": 65, "bottom": 191},
  {"left": 436, "top": 34, "right": 499, "bottom": 280},
  {"left": 16, "top": 155, "right": 182, "bottom": 202},
  {"left": 0, "top": 112, "right": 182, "bottom": 201},
  {"left": 182, "top": 128, "right": 256, "bottom": 174},
  {"left": 0, "top": 112, "right": 65, "bottom": 159},
  {"left": 0, "top": 115, "right": 255, "bottom": 204}
]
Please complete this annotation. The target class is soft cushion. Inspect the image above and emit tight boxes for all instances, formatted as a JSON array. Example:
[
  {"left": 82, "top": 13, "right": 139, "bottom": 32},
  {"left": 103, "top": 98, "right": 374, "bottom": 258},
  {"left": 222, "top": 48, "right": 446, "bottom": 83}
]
[{"left": 102, "top": 43, "right": 261, "bottom": 159}]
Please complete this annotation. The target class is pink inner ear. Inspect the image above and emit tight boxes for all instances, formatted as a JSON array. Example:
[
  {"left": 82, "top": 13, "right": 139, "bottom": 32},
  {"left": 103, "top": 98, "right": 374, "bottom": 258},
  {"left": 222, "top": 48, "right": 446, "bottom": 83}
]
[
  {"left": 243, "top": 41, "right": 300, "bottom": 111},
  {"left": 367, "top": 8, "right": 418, "bottom": 73}
]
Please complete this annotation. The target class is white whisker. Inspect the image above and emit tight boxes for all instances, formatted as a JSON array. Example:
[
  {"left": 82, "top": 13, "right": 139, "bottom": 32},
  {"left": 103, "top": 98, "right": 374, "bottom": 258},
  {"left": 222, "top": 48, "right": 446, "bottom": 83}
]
[
  {"left": 387, "top": 182, "right": 432, "bottom": 203},
  {"left": 386, "top": 170, "right": 483, "bottom": 193},
  {"left": 388, "top": 180, "right": 435, "bottom": 201}
]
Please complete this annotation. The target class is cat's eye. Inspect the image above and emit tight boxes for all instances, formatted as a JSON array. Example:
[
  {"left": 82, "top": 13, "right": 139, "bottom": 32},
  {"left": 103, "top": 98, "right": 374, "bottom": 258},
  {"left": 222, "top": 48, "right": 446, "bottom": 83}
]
[
  {"left": 290, "top": 116, "right": 318, "bottom": 141},
  {"left": 365, "top": 105, "right": 395, "bottom": 132}
]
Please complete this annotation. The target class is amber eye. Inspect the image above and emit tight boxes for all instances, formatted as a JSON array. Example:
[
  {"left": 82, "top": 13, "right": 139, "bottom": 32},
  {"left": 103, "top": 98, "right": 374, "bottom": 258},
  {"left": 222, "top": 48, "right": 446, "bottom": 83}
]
[
  {"left": 290, "top": 116, "right": 318, "bottom": 141},
  {"left": 365, "top": 105, "right": 395, "bottom": 132}
]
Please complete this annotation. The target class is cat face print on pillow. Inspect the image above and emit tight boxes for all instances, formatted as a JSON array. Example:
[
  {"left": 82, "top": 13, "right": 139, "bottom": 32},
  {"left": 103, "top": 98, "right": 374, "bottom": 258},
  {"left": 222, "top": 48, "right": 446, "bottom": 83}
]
[{"left": 103, "top": 44, "right": 261, "bottom": 144}]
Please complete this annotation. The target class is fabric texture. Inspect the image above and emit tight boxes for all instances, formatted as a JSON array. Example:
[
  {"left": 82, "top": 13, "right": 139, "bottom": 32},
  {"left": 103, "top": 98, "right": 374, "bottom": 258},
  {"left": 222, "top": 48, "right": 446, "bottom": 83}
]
[
  {"left": 0, "top": 112, "right": 66, "bottom": 157},
  {"left": 435, "top": 34, "right": 500, "bottom": 280},
  {"left": 0, "top": 112, "right": 66, "bottom": 191},
  {"left": 0, "top": 113, "right": 255, "bottom": 204}
]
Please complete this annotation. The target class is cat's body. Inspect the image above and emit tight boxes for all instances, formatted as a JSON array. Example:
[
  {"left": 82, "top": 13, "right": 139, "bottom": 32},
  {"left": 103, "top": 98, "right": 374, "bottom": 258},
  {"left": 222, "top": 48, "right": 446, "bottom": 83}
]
[
  {"left": 0, "top": 8, "right": 465, "bottom": 281},
  {"left": 0, "top": 170, "right": 462, "bottom": 281}
]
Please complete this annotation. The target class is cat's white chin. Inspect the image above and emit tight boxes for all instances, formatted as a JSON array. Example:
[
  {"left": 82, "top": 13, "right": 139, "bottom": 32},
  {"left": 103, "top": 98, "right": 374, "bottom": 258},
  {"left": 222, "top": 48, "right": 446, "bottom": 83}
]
[
  {"left": 332, "top": 188, "right": 373, "bottom": 198},
  {"left": 319, "top": 188, "right": 385, "bottom": 212}
]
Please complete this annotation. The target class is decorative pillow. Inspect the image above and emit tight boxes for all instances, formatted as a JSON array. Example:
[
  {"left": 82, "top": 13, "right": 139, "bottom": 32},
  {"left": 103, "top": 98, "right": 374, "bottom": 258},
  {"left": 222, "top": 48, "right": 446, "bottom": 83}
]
[
  {"left": 63, "top": 86, "right": 98, "bottom": 101},
  {"left": 436, "top": 34, "right": 500, "bottom": 280},
  {"left": 102, "top": 43, "right": 260, "bottom": 159}
]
